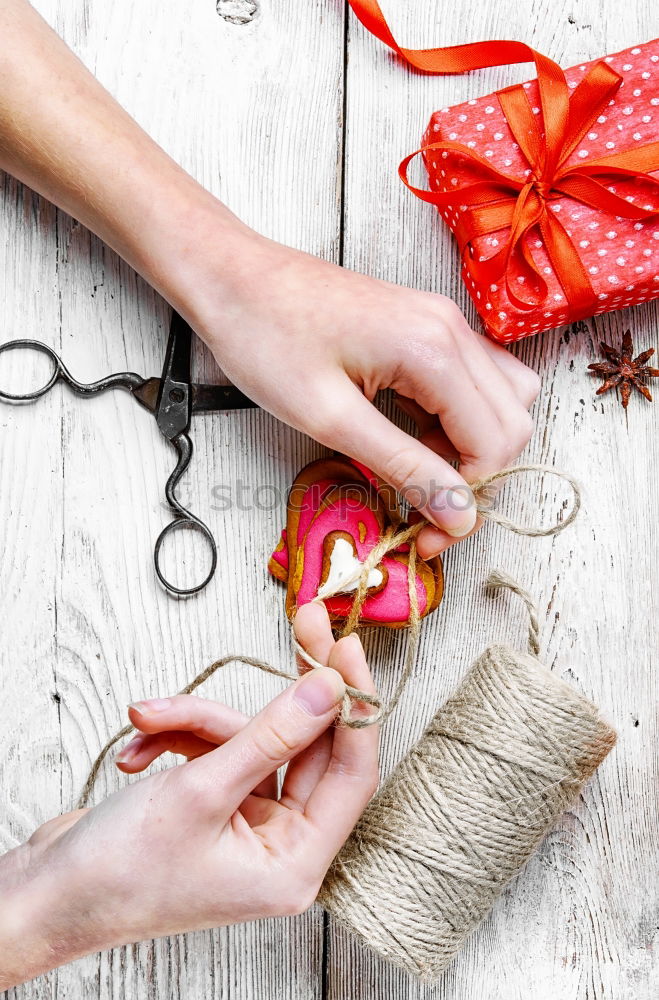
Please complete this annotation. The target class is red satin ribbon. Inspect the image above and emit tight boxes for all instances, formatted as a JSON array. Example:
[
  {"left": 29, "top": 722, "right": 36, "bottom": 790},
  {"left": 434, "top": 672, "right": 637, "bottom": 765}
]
[{"left": 348, "top": 0, "right": 659, "bottom": 312}]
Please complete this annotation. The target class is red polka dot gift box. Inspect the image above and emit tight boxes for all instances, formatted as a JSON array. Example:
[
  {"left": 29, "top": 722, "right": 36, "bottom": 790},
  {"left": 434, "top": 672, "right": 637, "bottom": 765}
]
[
  {"left": 401, "top": 41, "right": 659, "bottom": 343},
  {"left": 344, "top": 1, "right": 659, "bottom": 345}
]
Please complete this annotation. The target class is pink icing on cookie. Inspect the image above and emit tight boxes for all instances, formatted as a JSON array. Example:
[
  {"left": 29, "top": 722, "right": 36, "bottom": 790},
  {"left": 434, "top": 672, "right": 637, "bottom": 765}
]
[
  {"left": 269, "top": 478, "right": 335, "bottom": 576},
  {"left": 270, "top": 529, "right": 288, "bottom": 573},
  {"left": 269, "top": 461, "right": 382, "bottom": 577},
  {"left": 295, "top": 490, "right": 428, "bottom": 622}
]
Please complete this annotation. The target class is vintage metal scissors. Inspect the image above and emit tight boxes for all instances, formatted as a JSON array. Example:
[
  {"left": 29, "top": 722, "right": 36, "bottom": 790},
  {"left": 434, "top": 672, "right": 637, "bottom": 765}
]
[{"left": 0, "top": 312, "right": 257, "bottom": 596}]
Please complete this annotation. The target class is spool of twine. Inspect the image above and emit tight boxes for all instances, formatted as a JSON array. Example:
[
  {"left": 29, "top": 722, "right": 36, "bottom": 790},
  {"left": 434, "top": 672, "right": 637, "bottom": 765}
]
[{"left": 317, "top": 572, "right": 617, "bottom": 982}]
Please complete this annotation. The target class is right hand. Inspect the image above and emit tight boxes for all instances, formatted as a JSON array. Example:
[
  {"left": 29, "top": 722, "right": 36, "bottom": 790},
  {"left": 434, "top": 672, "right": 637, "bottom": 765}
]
[
  {"left": 0, "top": 0, "right": 540, "bottom": 562},
  {"left": 181, "top": 229, "right": 541, "bottom": 559}
]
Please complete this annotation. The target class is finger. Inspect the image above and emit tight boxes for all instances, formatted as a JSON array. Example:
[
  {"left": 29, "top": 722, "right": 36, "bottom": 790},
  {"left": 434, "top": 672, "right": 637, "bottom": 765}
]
[
  {"left": 123, "top": 696, "right": 277, "bottom": 798},
  {"left": 456, "top": 329, "right": 536, "bottom": 462},
  {"left": 478, "top": 334, "right": 541, "bottom": 407},
  {"left": 293, "top": 601, "right": 336, "bottom": 675},
  {"left": 116, "top": 731, "right": 219, "bottom": 771},
  {"left": 397, "top": 391, "right": 487, "bottom": 465},
  {"left": 387, "top": 306, "right": 534, "bottom": 481},
  {"left": 127, "top": 695, "right": 249, "bottom": 743},
  {"left": 393, "top": 348, "right": 517, "bottom": 481},
  {"left": 301, "top": 633, "right": 380, "bottom": 867},
  {"left": 396, "top": 351, "right": 535, "bottom": 494},
  {"left": 392, "top": 399, "right": 487, "bottom": 557},
  {"left": 415, "top": 515, "right": 484, "bottom": 559},
  {"left": 395, "top": 395, "right": 459, "bottom": 461},
  {"left": 326, "top": 382, "right": 480, "bottom": 538},
  {"left": 116, "top": 729, "right": 278, "bottom": 799},
  {"left": 419, "top": 427, "right": 460, "bottom": 463},
  {"left": 411, "top": 332, "right": 537, "bottom": 559},
  {"left": 238, "top": 792, "right": 282, "bottom": 827},
  {"left": 394, "top": 393, "right": 436, "bottom": 436},
  {"left": 184, "top": 666, "right": 346, "bottom": 819},
  {"left": 393, "top": 338, "right": 534, "bottom": 557},
  {"left": 278, "top": 731, "right": 333, "bottom": 811},
  {"left": 280, "top": 603, "right": 338, "bottom": 809},
  {"left": 393, "top": 396, "right": 487, "bottom": 557}
]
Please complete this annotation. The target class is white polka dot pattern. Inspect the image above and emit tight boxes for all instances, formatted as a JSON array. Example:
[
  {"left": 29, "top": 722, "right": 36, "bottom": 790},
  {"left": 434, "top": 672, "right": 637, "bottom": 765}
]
[{"left": 422, "top": 40, "right": 659, "bottom": 343}]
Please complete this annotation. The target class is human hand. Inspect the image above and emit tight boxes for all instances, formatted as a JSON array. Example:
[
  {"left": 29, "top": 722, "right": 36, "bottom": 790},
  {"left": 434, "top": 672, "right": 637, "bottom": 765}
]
[
  {"left": 179, "top": 231, "right": 540, "bottom": 558},
  {"left": 0, "top": 0, "right": 539, "bottom": 561},
  {"left": 0, "top": 604, "right": 378, "bottom": 989}
]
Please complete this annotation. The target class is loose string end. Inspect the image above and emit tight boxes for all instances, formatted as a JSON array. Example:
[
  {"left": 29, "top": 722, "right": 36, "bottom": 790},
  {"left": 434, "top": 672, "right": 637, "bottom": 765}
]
[
  {"left": 486, "top": 569, "right": 541, "bottom": 657},
  {"left": 473, "top": 463, "right": 582, "bottom": 537}
]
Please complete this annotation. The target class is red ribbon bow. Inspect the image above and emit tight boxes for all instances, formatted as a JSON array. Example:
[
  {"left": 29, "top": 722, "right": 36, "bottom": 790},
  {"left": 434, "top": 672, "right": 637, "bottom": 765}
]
[{"left": 348, "top": 0, "right": 659, "bottom": 312}]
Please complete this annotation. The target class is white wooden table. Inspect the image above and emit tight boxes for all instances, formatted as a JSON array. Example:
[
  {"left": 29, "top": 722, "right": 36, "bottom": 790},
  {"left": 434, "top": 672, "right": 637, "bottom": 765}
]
[{"left": 1, "top": 2, "right": 658, "bottom": 997}]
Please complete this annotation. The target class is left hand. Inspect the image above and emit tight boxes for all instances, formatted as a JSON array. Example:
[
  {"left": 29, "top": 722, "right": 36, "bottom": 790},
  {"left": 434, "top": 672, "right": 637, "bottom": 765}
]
[{"left": 0, "top": 604, "right": 378, "bottom": 989}]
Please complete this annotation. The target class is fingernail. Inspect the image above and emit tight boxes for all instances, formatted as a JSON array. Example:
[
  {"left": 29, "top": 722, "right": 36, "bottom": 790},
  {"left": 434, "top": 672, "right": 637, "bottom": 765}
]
[
  {"left": 116, "top": 735, "right": 145, "bottom": 763},
  {"left": 427, "top": 486, "right": 477, "bottom": 537},
  {"left": 129, "top": 698, "right": 171, "bottom": 715},
  {"left": 293, "top": 667, "right": 345, "bottom": 717}
]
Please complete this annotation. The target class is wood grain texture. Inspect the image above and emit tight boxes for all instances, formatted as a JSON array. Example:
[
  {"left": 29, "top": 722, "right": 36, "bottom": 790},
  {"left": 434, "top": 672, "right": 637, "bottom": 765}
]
[
  {"left": 0, "top": 1, "right": 343, "bottom": 998},
  {"left": 333, "top": 3, "right": 659, "bottom": 998},
  {"left": 0, "top": 0, "right": 657, "bottom": 998}
]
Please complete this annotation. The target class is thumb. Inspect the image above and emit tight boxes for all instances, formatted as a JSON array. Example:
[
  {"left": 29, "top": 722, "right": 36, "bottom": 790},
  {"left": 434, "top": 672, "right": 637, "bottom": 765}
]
[
  {"left": 326, "top": 384, "right": 477, "bottom": 538},
  {"left": 186, "top": 667, "right": 346, "bottom": 817}
]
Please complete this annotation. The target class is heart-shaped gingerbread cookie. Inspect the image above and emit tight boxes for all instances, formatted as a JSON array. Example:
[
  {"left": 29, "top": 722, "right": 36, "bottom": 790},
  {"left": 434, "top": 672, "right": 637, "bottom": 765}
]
[{"left": 269, "top": 457, "right": 443, "bottom": 628}]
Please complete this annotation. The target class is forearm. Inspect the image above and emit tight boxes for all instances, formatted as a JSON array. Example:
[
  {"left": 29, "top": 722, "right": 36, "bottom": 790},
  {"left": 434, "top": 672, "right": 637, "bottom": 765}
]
[
  {"left": 0, "top": 0, "right": 252, "bottom": 323},
  {"left": 0, "top": 844, "right": 78, "bottom": 989},
  {"left": 0, "top": 2, "right": 540, "bottom": 548},
  {"left": 0, "top": 830, "right": 130, "bottom": 989}
]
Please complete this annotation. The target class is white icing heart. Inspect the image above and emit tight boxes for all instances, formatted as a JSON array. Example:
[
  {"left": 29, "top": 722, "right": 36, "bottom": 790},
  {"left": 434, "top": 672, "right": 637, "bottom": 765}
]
[{"left": 317, "top": 537, "right": 383, "bottom": 600}]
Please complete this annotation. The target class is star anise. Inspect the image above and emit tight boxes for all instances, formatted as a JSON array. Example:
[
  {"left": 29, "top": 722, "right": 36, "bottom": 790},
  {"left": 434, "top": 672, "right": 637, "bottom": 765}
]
[{"left": 588, "top": 330, "right": 659, "bottom": 408}]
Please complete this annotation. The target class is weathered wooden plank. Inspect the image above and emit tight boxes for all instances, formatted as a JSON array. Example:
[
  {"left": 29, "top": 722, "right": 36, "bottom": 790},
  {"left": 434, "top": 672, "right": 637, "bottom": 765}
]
[
  {"left": 330, "top": 1, "right": 658, "bottom": 998},
  {"left": 0, "top": 180, "right": 64, "bottom": 891},
  {"left": 0, "top": 1, "right": 344, "bottom": 998}
]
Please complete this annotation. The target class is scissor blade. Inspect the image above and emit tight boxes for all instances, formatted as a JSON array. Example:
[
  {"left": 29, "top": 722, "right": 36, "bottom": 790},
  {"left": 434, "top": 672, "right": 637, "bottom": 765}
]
[
  {"left": 164, "top": 312, "right": 192, "bottom": 386},
  {"left": 191, "top": 383, "right": 257, "bottom": 412}
]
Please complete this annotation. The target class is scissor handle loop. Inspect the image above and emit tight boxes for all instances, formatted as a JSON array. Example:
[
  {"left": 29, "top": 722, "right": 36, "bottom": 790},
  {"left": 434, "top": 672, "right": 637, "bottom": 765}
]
[
  {"left": 154, "top": 515, "right": 218, "bottom": 597},
  {"left": 0, "top": 340, "right": 62, "bottom": 401},
  {"left": 0, "top": 339, "right": 145, "bottom": 402},
  {"left": 154, "top": 431, "right": 218, "bottom": 596}
]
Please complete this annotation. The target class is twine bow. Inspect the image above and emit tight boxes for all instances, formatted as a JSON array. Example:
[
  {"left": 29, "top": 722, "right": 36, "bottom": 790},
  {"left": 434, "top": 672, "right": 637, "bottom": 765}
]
[{"left": 348, "top": 0, "right": 659, "bottom": 312}]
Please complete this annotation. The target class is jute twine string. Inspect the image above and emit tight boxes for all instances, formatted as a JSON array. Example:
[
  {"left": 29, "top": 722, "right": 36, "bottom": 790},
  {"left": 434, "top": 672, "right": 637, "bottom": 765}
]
[
  {"left": 317, "top": 574, "right": 617, "bottom": 982},
  {"left": 77, "top": 464, "right": 579, "bottom": 809},
  {"left": 485, "top": 568, "right": 541, "bottom": 655}
]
